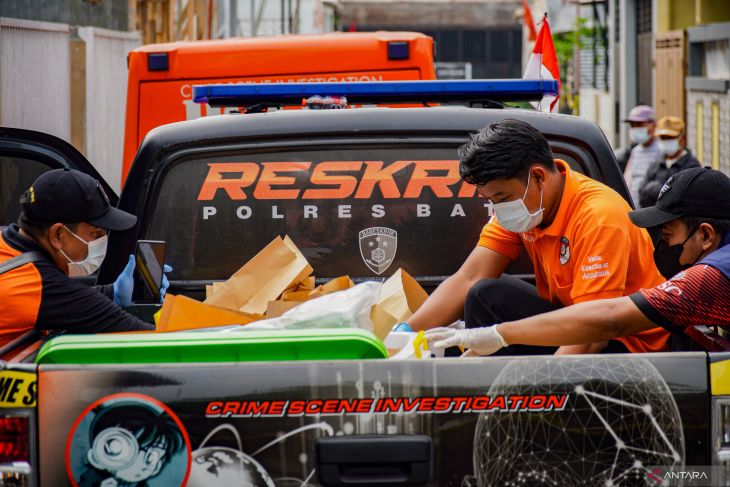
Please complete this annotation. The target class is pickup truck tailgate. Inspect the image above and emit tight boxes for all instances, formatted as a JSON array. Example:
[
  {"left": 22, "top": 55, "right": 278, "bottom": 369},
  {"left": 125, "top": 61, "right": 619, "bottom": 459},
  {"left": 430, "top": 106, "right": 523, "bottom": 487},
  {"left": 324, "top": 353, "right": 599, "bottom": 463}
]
[{"left": 38, "top": 353, "right": 709, "bottom": 486}]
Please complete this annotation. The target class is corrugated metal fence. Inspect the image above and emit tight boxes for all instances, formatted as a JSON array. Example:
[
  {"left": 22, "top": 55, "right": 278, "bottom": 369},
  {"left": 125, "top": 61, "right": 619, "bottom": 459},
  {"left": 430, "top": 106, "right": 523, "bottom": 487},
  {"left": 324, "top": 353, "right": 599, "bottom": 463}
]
[
  {"left": 0, "top": 18, "right": 139, "bottom": 192},
  {"left": 0, "top": 17, "right": 71, "bottom": 142}
]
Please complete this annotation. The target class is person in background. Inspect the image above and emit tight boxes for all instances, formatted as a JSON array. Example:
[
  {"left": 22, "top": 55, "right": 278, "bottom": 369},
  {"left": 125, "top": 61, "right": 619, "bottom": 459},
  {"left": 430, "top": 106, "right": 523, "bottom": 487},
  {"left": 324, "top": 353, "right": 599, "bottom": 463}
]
[
  {"left": 614, "top": 142, "right": 637, "bottom": 174},
  {"left": 622, "top": 105, "right": 662, "bottom": 206},
  {"left": 0, "top": 169, "right": 168, "bottom": 347},
  {"left": 639, "top": 116, "right": 700, "bottom": 208}
]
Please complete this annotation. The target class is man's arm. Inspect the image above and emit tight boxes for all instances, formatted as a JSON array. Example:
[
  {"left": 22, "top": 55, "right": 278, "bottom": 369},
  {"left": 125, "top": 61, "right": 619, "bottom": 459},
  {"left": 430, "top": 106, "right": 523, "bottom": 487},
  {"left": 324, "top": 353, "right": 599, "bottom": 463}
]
[
  {"left": 497, "top": 296, "right": 654, "bottom": 346},
  {"left": 36, "top": 271, "right": 154, "bottom": 334},
  {"left": 409, "top": 246, "right": 510, "bottom": 331}
]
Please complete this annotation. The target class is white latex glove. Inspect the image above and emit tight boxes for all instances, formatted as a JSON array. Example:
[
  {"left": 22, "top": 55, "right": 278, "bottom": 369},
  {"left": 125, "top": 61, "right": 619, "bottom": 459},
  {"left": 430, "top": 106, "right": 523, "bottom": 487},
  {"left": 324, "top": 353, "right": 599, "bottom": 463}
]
[{"left": 425, "top": 326, "right": 508, "bottom": 357}]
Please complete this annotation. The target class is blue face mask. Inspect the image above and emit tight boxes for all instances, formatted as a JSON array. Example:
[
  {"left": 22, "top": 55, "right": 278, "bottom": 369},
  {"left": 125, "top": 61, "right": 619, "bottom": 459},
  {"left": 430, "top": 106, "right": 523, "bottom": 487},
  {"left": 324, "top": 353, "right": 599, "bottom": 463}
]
[{"left": 658, "top": 138, "right": 680, "bottom": 157}]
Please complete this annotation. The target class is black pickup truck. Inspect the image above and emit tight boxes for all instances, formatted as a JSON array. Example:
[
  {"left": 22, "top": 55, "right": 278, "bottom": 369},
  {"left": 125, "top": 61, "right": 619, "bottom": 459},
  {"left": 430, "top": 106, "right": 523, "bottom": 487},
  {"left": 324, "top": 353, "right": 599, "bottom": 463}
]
[{"left": 0, "top": 80, "right": 729, "bottom": 487}]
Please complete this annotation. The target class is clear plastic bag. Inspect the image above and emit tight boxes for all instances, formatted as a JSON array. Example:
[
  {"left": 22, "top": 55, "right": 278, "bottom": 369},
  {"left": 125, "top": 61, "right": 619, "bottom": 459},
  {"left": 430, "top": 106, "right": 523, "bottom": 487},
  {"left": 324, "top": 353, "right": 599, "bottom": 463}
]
[{"left": 237, "top": 282, "right": 381, "bottom": 332}]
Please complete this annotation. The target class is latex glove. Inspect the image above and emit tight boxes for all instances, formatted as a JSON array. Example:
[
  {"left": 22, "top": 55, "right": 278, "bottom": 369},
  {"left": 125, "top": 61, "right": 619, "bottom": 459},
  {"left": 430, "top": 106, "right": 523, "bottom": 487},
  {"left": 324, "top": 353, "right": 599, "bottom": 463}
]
[
  {"left": 113, "top": 254, "right": 135, "bottom": 307},
  {"left": 160, "top": 265, "right": 173, "bottom": 302},
  {"left": 392, "top": 322, "right": 414, "bottom": 333},
  {"left": 425, "top": 326, "right": 507, "bottom": 357}
]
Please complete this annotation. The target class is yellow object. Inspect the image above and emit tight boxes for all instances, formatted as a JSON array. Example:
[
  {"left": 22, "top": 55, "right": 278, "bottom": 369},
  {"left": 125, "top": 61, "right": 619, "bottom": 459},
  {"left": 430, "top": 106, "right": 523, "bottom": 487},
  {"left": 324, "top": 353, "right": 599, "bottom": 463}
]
[
  {"left": 712, "top": 102, "right": 720, "bottom": 170},
  {"left": 412, "top": 331, "right": 430, "bottom": 359},
  {"left": 710, "top": 359, "right": 730, "bottom": 396},
  {"left": 696, "top": 102, "right": 704, "bottom": 162},
  {"left": 0, "top": 370, "right": 36, "bottom": 408}
]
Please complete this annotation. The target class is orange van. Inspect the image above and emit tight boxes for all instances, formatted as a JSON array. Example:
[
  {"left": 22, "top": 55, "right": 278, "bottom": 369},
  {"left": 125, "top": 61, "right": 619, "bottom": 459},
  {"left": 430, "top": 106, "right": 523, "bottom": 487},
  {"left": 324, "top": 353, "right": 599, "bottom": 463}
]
[{"left": 122, "top": 31, "right": 436, "bottom": 184}]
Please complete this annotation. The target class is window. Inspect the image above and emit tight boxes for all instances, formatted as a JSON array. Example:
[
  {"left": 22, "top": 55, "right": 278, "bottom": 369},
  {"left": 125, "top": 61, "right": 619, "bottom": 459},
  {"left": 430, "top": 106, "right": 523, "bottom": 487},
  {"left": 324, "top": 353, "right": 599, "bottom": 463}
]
[
  {"left": 0, "top": 157, "right": 53, "bottom": 226},
  {"left": 146, "top": 145, "right": 490, "bottom": 281}
]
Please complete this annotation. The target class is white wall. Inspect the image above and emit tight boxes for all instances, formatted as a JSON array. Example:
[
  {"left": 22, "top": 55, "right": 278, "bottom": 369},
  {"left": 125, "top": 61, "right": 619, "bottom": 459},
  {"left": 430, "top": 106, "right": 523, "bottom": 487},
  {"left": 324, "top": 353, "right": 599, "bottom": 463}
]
[
  {"left": 579, "top": 87, "right": 616, "bottom": 148},
  {"left": 78, "top": 27, "right": 140, "bottom": 193}
]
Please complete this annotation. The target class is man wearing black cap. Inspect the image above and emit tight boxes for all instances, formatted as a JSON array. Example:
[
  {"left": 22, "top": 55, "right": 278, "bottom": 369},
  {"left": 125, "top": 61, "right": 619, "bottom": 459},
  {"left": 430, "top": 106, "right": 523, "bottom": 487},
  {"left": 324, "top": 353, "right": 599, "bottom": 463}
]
[
  {"left": 426, "top": 167, "right": 730, "bottom": 355},
  {"left": 0, "top": 168, "right": 156, "bottom": 348}
]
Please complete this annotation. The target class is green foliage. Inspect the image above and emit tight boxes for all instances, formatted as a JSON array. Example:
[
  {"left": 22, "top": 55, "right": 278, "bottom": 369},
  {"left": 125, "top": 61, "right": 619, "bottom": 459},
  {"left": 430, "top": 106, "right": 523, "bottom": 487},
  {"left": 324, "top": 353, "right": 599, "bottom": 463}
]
[{"left": 552, "top": 17, "right": 596, "bottom": 77}]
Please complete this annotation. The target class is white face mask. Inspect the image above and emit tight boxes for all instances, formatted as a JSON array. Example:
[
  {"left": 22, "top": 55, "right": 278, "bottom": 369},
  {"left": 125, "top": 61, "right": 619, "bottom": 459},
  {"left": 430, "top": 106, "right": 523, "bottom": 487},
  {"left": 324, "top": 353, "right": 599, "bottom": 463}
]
[
  {"left": 629, "top": 127, "right": 650, "bottom": 144},
  {"left": 59, "top": 225, "right": 108, "bottom": 277},
  {"left": 658, "top": 138, "right": 680, "bottom": 157},
  {"left": 492, "top": 173, "right": 544, "bottom": 233}
]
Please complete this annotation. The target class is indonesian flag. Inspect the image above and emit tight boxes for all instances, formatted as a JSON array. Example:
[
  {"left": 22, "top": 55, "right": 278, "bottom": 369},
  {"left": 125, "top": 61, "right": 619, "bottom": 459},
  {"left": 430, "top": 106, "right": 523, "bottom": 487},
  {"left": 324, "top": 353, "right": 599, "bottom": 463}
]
[
  {"left": 523, "top": 17, "right": 560, "bottom": 113},
  {"left": 522, "top": 0, "right": 537, "bottom": 42}
]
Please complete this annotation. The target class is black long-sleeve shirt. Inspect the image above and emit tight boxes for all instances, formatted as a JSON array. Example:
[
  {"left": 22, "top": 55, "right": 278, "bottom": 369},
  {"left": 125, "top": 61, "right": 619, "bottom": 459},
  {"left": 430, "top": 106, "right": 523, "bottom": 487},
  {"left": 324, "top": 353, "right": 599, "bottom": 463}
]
[{"left": 0, "top": 224, "right": 154, "bottom": 347}]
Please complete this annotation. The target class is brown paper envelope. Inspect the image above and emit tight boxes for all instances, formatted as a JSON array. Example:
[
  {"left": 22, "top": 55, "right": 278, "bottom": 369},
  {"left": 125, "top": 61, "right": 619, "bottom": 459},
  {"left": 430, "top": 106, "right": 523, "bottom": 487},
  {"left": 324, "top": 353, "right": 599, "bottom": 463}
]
[
  {"left": 282, "top": 236, "right": 314, "bottom": 290},
  {"left": 371, "top": 268, "right": 429, "bottom": 340},
  {"left": 159, "top": 294, "right": 261, "bottom": 332},
  {"left": 296, "top": 276, "right": 316, "bottom": 291},
  {"left": 281, "top": 290, "right": 312, "bottom": 302},
  {"left": 156, "top": 294, "right": 177, "bottom": 331},
  {"left": 266, "top": 300, "right": 302, "bottom": 317},
  {"left": 308, "top": 275, "right": 354, "bottom": 300},
  {"left": 370, "top": 304, "right": 400, "bottom": 340},
  {"left": 205, "top": 283, "right": 225, "bottom": 300},
  {"left": 204, "top": 235, "right": 313, "bottom": 315}
]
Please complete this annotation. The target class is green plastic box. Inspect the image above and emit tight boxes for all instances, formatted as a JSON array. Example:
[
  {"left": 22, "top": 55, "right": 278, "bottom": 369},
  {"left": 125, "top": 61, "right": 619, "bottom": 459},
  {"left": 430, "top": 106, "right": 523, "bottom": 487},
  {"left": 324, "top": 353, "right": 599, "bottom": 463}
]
[{"left": 35, "top": 328, "right": 388, "bottom": 365}]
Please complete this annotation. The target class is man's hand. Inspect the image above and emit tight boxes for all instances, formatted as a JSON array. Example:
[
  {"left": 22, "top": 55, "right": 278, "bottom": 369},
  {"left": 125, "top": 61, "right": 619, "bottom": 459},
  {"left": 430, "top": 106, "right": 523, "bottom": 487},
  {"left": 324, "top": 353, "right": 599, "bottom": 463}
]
[
  {"left": 425, "top": 326, "right": 508, "bottom": 357},
  {"left": 114, "top": 256, "right": 173, "bottom": 306},
  {"left": 113, "top": 254, "right": 135, "bottom": 307}
]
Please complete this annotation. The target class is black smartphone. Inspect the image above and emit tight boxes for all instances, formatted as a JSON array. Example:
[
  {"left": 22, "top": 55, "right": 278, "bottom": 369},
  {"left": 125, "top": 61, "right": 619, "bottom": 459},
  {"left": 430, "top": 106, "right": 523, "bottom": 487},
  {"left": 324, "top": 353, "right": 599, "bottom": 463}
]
[{"left": 134, "top": 240, "right": 166, "bottom": 303}]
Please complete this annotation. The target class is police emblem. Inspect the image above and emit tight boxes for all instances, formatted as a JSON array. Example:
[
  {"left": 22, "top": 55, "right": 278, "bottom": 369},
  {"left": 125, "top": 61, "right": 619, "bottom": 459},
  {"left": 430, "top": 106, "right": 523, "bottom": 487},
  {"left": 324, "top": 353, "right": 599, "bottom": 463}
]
[
  {"left": 359, "top": 227, "right": 397, "bottom": 275},
  {"left": 559, "top": 236, "right": 570, "bottom": 266}
]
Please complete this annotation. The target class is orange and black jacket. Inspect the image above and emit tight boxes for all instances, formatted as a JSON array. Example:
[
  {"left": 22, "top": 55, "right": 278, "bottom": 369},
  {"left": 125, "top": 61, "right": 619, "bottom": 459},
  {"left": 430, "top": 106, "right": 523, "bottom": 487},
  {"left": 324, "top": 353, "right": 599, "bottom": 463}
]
[{"left": 0, "top": 224, "right": 154, "bottom": 347}]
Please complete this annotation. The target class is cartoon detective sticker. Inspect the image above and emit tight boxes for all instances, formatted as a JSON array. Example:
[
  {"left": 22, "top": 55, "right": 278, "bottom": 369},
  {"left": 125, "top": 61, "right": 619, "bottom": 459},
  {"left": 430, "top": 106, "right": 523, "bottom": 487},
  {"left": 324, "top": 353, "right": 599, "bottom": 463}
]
[{"left": 66, "top": 393, "right": 191, "bottom": 487}]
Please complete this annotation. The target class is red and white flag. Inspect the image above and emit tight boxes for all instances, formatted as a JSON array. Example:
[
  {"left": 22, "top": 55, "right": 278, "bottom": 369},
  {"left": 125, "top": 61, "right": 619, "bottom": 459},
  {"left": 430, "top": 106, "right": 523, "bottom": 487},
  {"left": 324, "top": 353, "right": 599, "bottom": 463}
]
[
  {"left": 523, "top": 16, "right": 560, "bottom": 113},
  {"left": 522, "top": 0, "right": 537, "bottom": 42}
]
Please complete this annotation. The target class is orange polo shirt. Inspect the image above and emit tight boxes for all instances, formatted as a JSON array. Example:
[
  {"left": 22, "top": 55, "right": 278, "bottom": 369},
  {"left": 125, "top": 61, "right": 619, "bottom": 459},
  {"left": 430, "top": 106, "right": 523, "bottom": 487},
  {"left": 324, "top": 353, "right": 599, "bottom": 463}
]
[{"left": 478, "top": 159, "right": 668, "bottom": 353}]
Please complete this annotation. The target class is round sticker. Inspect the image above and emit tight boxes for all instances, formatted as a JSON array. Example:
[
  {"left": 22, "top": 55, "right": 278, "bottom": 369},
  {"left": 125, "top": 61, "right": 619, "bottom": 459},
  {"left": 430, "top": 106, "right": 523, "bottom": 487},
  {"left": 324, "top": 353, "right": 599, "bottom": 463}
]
[{"left": 66, "top": 393, "right": 192, "bottom": 487}]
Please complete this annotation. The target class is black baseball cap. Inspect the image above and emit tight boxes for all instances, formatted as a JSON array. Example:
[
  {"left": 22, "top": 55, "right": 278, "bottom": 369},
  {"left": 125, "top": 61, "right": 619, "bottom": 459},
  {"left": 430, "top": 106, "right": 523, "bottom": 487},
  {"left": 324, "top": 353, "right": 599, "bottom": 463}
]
[
  {"left": 20, "top": 168, "right": 136, "bottom": 231},
  {"left": 629, "top": 167, "right": 730, "bottom": 228}
]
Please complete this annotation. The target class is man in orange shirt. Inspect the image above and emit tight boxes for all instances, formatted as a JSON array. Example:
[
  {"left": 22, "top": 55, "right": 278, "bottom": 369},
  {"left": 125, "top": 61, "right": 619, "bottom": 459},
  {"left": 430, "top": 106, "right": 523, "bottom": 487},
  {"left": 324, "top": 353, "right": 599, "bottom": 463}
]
[{"left": 404, "top": 119, "right": 668, "bottom": 354}]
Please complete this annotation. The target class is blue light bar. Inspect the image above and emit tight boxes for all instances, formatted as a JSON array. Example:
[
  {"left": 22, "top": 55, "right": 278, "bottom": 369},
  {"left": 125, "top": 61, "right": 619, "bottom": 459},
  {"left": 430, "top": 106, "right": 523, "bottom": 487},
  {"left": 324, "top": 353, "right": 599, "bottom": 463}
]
[{"left": 193, "top": 79, "right": 558, "bottom": 107}]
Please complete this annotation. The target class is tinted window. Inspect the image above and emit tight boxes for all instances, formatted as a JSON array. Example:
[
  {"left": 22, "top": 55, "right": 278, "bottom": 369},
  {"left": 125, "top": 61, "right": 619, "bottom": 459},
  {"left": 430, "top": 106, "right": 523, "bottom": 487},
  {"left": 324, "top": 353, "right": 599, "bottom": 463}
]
[
  {"left": 0, "top": 156, "right": 52, "bottom": 226},
  {"left": 146, "top": 142, "right": 593, "bottom": 283},
  {"left": 147, "top": 145, "right": 492, "bottom": 281}
]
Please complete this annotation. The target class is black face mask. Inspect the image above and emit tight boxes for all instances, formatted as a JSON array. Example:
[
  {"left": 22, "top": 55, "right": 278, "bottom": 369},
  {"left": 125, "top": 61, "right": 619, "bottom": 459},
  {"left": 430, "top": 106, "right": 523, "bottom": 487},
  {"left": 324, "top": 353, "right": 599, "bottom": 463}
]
[{"left": 653, "top": 228, "right": 698, "bottom": 279}]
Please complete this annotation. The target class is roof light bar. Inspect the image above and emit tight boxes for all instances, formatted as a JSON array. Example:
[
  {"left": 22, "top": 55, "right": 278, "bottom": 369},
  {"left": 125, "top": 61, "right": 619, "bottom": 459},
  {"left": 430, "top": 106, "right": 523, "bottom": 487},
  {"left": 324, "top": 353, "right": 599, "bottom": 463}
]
[{"left": 192, "top": 79, "right": 559, "bottom": 107}]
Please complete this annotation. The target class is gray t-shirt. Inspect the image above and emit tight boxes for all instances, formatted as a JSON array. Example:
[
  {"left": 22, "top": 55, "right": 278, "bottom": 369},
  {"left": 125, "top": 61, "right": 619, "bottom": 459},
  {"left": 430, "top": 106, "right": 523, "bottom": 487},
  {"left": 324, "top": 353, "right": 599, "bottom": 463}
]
[{"left": 627, "top": 138, "right": 663, "bottom": 206}]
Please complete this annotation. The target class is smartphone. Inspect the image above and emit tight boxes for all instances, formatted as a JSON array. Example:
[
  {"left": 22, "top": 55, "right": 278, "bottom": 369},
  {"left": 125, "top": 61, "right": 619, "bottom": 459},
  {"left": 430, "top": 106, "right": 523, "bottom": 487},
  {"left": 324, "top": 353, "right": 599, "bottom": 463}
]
[{"left": 134, "top": 240, "right": 166, "bottom": 303}]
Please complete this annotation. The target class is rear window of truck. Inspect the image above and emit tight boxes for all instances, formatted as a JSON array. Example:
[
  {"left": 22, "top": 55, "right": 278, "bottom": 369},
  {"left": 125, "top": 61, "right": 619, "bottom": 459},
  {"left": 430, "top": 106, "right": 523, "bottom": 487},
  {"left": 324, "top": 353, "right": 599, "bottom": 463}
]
[{"left": 143, "top": 142, "right": 588, "bottom": 282}]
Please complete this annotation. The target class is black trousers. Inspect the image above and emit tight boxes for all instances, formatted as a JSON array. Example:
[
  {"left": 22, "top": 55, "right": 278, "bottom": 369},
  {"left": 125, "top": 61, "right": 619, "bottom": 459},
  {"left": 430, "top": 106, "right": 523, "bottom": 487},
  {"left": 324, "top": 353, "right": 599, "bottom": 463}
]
[{"left": 463, "top": 275, "right": 629, "bottom": 356}]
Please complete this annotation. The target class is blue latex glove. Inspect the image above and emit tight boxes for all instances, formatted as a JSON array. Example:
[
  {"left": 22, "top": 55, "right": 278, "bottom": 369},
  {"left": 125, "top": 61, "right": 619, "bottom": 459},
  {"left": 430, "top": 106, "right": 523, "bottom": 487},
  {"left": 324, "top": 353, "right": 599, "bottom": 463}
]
[
  {"left": 113, "top": 254, "right": 135, "bottom": 307},
  {"left": 392, "top": 322, "right": 414, "bottom": 333},
  {"left": 160, "top": 265, "right": 172, "bottom": 302}
]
